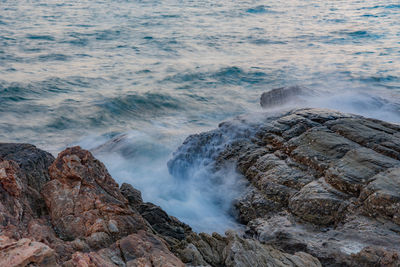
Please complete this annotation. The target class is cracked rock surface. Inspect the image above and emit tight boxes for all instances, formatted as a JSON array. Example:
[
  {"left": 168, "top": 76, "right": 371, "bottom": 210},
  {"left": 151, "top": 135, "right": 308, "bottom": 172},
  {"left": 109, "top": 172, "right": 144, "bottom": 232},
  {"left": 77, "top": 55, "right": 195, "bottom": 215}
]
[{"left": 169, "top": 108, "right": 400, "bottom": 266}]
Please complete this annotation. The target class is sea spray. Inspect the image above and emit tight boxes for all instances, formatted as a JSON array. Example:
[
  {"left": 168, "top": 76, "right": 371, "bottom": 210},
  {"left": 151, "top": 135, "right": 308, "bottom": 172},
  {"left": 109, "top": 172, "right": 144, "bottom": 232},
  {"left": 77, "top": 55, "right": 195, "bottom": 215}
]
[
  {"left": 77, "top": 127, "right": 250, "bottom": 233},
  {"left": 74, "top": 83, "right": 400, "bottom": 234},
  {"left": 259, "top": 84, "right": 400, "bottom": 123}
]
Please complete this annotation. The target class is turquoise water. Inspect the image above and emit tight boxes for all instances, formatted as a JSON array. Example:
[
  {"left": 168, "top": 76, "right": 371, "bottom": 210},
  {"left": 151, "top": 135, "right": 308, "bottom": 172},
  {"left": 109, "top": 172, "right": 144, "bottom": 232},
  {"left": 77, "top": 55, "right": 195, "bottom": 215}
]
[{"left": 1, "top": 0, "right": 399, "bottom": 232}]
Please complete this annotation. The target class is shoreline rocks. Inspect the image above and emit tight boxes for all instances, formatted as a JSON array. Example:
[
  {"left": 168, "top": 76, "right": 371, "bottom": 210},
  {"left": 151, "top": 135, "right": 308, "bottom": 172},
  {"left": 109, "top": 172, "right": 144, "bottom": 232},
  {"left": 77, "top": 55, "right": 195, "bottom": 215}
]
[
  {"left": 0, "top": 142, "right": 319, "bottom": 266},
  {"left": 2, "top": 106, "right": 400, "bottom": 266},
  {"left": 169, "top": 108, "right": 400, "bottom": 266},
  {"left": 0, "top": 144, "right": 185, "bottom": 266}
]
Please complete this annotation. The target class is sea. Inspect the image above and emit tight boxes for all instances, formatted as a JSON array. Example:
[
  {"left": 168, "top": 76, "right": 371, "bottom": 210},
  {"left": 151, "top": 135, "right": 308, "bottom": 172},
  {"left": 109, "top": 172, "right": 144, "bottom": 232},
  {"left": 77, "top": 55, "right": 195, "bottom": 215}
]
[{"left": 1, "top": 0, "right": 399, "bottom": 232}]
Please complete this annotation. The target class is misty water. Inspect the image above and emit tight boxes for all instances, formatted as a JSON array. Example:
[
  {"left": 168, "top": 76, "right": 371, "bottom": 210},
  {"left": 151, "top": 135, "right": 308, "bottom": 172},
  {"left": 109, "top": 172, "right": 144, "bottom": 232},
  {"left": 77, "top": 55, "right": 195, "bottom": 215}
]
[{"left": 1, "top": 0, "right": 399, "bottom": 232}]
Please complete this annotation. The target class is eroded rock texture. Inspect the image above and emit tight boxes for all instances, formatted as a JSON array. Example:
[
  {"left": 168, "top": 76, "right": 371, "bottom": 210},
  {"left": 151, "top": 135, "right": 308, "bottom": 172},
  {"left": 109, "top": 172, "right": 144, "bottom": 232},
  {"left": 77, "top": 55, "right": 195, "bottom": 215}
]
[
  {"left": 169, "top": 108, "right": 400, "bottom": 266},
  {"left": 6, "top": 106, "right": 398, "bottom": 266},
  {"left": 0, "top": 144, "right": 184, "bottom": 266},
  {"left": 42, "top": 147, "right": 148, "bottom": 243},
  {"left": 0, "top": 142, "right": 319, "bottom": 266}
]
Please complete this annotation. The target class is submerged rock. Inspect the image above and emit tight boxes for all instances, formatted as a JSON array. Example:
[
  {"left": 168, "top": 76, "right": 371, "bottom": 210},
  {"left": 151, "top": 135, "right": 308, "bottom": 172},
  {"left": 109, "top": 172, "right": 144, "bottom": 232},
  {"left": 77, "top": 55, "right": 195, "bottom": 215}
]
[{"left": 170, "top": 107, "right": 400, "bottom": 266}]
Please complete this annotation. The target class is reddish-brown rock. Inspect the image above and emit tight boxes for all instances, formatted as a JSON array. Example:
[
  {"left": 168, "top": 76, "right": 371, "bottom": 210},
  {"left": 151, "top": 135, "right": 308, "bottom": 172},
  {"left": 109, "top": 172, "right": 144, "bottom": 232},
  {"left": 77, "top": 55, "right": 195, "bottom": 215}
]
[
  {"left": 42, "top": 146, "right": 148, "bottom": 245},
  {"left": 0, "top": 144, "right": 187, "bottom": 266},
  {"left": 0, "top": 142, "right": 322, "bottom": 266},
  {"left": 0, "top": 235, "right": 57, "bottom": 267},
  {"left": 117, "top": 230, "right": 185, "bottom": 267},
  {"left": 63, "top": 231, "right": 185, "bottom": 267},
  {"left": 0, "top": 159, "right": 34, "bottom": 240}
]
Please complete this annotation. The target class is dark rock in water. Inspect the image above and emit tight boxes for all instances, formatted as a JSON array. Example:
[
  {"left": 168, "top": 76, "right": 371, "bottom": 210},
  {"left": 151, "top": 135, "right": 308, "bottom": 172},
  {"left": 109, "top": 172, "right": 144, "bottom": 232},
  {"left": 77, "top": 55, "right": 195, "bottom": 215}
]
[
  {"left": 260, "top": 86, "right": 306, "bottom": 108},
  {"left": 120, "top": 182, "right": 193, "bottom": 246},
  {"left": 171, "top": 107, "right": 400, "bottom": 266}
]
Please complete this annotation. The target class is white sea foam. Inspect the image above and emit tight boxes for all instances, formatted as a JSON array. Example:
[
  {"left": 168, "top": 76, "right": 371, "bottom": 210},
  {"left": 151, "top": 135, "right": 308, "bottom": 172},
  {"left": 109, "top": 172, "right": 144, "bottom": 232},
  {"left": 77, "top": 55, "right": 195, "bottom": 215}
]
[{"left": 77, "top": 125, "right": 248, "bottom": 233}]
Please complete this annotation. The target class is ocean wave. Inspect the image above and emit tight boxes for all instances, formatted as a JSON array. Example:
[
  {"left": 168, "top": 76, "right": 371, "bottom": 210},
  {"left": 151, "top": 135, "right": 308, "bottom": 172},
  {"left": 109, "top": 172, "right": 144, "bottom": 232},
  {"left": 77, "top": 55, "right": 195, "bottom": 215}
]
[
  {"left": 246, "top": 5, "right": 274, "bottom": 14},
  {"left": 25, "top": 34, "right": 55, "bottom": 41},
  {"left": 163, "top": 66, "right": 268, "bottom": 86},
  {"left": 95, "top": 92, "right": 184, "bottom": 118}
]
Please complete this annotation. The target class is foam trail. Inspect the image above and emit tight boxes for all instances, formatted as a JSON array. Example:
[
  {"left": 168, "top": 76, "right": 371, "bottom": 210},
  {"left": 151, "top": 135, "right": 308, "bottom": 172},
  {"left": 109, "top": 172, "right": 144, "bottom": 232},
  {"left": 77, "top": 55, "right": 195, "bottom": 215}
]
[{"left": 77, "top": 127, "right": 247, "bottom": 233}]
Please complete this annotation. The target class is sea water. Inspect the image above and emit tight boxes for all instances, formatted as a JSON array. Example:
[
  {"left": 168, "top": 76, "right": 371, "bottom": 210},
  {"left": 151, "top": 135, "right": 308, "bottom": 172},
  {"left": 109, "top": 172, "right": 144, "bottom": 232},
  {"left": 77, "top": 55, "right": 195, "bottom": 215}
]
[{"left": 0, "top": 0, "right": 399, "bottom": 232}]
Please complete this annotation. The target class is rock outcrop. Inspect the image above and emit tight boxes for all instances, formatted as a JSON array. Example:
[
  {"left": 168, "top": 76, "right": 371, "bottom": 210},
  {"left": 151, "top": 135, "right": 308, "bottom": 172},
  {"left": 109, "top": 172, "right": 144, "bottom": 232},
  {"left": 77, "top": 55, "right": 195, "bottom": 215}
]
[
  {"left": 169, "top": 108, "right": 400, "bottom": 266},
  {"left": 0, "top": 144, "right": 184, "bottom": 266},
  {"left": 4, "top": 106, "right": 399, "bottom": 266},
  {"left": 42, "top": 147, "right": 147, "bottom": 244},
  {"left": 0, "top": 142, "right": 320, "bottom": 266}
]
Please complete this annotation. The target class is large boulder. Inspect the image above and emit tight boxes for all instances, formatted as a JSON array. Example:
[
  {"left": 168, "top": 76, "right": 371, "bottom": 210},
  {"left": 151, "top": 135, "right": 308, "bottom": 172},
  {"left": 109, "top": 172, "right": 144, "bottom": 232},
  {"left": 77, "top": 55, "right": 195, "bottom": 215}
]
[
  {"left": 42, "top": 146, "right": 148, "bottom": 244},
  {"left": 0, "top": 144, "right": 185, "bottom": 266}
]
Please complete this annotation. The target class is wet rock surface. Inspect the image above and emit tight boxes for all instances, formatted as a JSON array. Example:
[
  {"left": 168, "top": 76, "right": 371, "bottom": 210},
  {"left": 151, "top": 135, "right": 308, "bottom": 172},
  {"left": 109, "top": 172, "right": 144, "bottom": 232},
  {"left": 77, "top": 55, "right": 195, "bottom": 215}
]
[{"left": 170, "top": 107, "right": 400, "bottom": 266}]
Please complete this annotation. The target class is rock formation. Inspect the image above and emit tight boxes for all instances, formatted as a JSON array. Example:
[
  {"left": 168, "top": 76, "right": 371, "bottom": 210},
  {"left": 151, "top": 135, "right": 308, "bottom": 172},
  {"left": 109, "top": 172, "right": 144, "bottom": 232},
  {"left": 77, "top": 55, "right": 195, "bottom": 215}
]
[
  {"left": 3, "top": 103, "right": 400, "bottom": 266},
  {"left": 0, "top": 144, "right": 184, "bottom": 266},
  {"left": 0, "top": 142, "right": 320, "bottom": 266},
  {"left": 169, "top": 107, "right": 400, "bottom": 266}
]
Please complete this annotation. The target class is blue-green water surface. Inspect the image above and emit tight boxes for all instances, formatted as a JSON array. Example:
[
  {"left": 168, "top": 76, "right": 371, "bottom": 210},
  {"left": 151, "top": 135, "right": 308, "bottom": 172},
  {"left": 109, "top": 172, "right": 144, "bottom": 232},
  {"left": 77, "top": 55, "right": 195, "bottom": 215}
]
[{"left": 1, "top": 0, "right": 399, "bottom": 232}]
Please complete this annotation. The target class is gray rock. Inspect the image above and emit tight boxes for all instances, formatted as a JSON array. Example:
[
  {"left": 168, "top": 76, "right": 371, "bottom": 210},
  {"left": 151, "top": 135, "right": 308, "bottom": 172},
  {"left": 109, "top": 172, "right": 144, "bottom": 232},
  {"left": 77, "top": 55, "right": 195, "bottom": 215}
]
[
  {"left": 360, "top": 167, "right": 400, "bottom": 224},
  {"left": 0, "top": 143, "right": 54, "bottom": 217},
  {"left": 137, "top": 202, "right": 192, "bottom": 245},
  {"left": 120, "top": 182, "right": 143, "bottom": 208},
  {"left": 175, "top": 231, "right": 320, "bottom": 267},
  {"left": 260, "top": 86, "right": 307, "bottom": 108},
  {"left": 0, "top": 143, "right": 54, "bottom": 193},
  {"left": 170, "top": 107, "right": 400, "bottom": 266},
  {"left": 289, "top": 178, "right": 349, "bottom": 225}
]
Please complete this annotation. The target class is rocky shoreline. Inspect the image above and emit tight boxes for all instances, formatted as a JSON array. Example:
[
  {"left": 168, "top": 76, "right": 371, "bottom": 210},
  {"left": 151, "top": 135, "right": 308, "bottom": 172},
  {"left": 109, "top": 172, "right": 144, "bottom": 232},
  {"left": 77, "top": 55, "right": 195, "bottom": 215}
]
[{"left": 1, "top": 107, "right": 400, "bottom": 266}]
